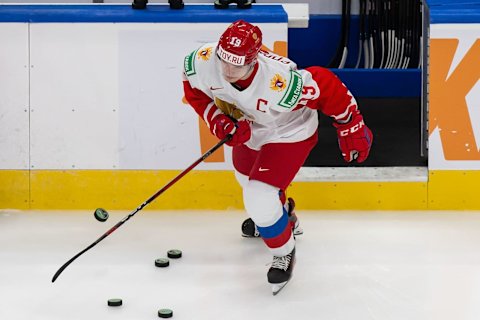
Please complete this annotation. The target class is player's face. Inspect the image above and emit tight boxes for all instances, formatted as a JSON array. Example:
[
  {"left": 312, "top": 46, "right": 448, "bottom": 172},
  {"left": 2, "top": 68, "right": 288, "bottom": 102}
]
[{"left": 219, "top": 59, "right": 253, "bottom": 83}]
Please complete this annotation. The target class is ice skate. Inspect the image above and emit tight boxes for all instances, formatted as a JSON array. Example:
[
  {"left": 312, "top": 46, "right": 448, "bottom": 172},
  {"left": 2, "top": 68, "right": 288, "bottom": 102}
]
[
  {"left": 241, "top": 197, "right": 303, "bottom": 237},
  {"left": 268, "top": 248, "right": 296, "bottom": 295}
]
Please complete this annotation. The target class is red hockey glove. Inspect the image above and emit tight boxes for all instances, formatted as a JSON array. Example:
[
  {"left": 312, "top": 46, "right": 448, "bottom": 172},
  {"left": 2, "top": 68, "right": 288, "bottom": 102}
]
[
  {"left": 210, "top": 114, "right": 251, "bottom": 147},
  {"left": 333, "top": 113, "right": 373, "bottom": 163}
]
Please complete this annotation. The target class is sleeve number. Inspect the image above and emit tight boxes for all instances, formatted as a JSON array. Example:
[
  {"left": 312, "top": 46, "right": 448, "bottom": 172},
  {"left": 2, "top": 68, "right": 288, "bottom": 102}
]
[{"left": 297, "top": 86, "right": 317, "bottom": 106}]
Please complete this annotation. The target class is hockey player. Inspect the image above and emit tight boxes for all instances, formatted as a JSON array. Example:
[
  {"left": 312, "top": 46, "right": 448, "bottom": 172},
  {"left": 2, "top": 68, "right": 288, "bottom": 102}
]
[{"left": 182, "top": 20, "right": 373, "bottom": 295}]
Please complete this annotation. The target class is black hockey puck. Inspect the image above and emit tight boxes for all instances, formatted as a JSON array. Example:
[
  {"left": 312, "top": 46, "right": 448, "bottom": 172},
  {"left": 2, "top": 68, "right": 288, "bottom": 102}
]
[
  {"left": 167, "top": 249, "right": 182, "bottom": 259},
  {"left": 155, "top": 258, "right": 170, "bottom": 268},
  {"left": 158, "top": 308, "right": 173, "bottom": 318},
  {"left": 94, "top": 208, "right": 109, "bottom": 222},
  {"left": 107, "top": 298, "right": 122, "bottom": 307}
]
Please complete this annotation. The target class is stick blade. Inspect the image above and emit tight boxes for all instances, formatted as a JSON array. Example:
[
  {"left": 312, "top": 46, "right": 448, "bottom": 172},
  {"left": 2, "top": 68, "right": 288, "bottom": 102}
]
[{"left": 51, "top": 260, "right": 72, "bottom": 282}]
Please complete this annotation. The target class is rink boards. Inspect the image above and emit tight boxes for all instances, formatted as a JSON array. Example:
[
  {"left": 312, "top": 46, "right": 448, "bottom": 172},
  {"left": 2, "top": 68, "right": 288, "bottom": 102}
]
[
  {"left": 0, "top": 4, "right": 479, "bottom": 210},
  {"left": 2, "top": 169, "right": 480, "bottom": 210}
]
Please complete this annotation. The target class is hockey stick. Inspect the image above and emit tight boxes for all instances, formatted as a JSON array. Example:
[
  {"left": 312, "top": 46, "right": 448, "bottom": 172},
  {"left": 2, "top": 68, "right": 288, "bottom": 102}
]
[
  {"left": 403, "top": 0, "right": 414, "bottom": 68},
  {"left": 363, "top": 1, "right": 370, "bottom": 70},
  {"left": 363, "top": 0, "right": 373, "bottom": 69},
  {"left": 385, "top": 0, "right": 396, "bottom": 69},
  {"left": 338, "top": 0, "right": 351, "bottom": 68},
  {"left": 368, "top": 0, "right": 375, "bottom": 68},
  {"left": 391, "top": 0, "right": 399, "bottom": 68},
  {"left": 378, "top": 0, "right": 387, "bottom": 68},
  {"left": 354, "top": 0, "right": 366, "bottom": 69},
  {"left": 328, "top": 0, "right": 348, "bottom": 68},
  {"left": 395, "top": 0, "right": 406, "bottom": 68},
  {"left": 417, "top": 0, "right": 423, "bottom": 69},
  {"left": 52, "top": 134, "right": 232, "bottom": 283},
  {"left": 386, "top": 0, "right": 395, "bottom": 68},
  {"left": 411, "top": 0, "right": 421, "bottom": 68},
  {"left": 371, "top": 0, "right": 379, "bottom": 68}
]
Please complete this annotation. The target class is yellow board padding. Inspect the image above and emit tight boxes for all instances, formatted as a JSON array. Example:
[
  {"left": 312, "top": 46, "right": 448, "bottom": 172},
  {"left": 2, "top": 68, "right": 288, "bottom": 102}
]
[
  {"left": 289, "top": 181, "right": 427, "bottom": 210},
  {"left": 29, "top": 170, "right": 243, "bottom": 210},
  {"left": 0, "top": 170, "right": 30, "bottom": 209},
  {"left": 1, "top": 169, "right": 479, "bottom": 210},
  {"left": 428, "top": 170, "right": 480, "bottom": 210},
  {"left": 26, "top": 170, "right": 428, "bottom": 210}
]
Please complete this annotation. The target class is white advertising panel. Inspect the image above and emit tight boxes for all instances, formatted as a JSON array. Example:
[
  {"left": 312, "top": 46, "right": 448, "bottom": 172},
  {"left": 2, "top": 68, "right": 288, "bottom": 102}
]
[
  {"left": 429, "top": 24, "right": 480, "bottom": 170},
  {"left": 28, "top": 22, "right": 287, "bottom": 170},
  {"left": 29, "top": 24, "right": 120, "bottom": 170},
  {"left": 0, "top": 23, "right": 29, "bottom": 169}
]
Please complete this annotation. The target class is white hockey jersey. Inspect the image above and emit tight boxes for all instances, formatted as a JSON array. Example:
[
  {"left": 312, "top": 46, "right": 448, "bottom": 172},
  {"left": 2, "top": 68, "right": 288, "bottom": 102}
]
[{"left": 183, "top": 42, "right": 320, "bottom": 151}]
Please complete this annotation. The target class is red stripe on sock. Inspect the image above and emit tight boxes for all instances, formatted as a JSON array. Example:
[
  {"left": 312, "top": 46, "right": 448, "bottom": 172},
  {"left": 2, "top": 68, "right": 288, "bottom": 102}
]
[{"left": 263, "top": 224, "right": 292, "bottom": 249}]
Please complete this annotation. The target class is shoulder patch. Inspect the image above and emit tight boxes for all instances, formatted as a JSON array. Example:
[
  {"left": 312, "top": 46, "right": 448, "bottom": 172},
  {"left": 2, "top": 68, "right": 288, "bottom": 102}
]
[
  {"left": 197, "top": 47, "right": 213, "bottom": 61},
  {"left": 184, "top": 48, "right": 199, "bottom": 76},
  {"left": 278, "top": 70, "right": 303, "bottom": 109}
]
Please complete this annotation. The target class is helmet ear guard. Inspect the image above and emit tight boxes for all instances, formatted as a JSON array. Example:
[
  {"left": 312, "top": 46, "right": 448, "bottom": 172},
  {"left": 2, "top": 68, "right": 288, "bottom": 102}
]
[{"left": 217, "top": 20, "right": 262, "bottom": 66}]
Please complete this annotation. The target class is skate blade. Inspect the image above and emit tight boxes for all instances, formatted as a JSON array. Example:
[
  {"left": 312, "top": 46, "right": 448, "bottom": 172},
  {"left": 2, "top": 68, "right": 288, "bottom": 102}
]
[
  {"left": 241, "top": 234, "right": 255, "bottom": 238},
  {"left": 241, "top": 233, "right": 260, "bottom": 238},
  {"left": 241, "top": 231, "right": 260, "bottom": 238},
  {"left": 271, "top": 281, "right": 289, "bottom": 296},
  {"left": 293, "top": 227, "right": 303, "bottom": 236}
]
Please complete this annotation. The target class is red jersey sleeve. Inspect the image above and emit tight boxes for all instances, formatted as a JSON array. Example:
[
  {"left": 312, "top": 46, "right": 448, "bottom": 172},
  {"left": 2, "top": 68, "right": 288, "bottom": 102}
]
[{"left": 303, "top": 66, "right": 359, "bottom": 124}]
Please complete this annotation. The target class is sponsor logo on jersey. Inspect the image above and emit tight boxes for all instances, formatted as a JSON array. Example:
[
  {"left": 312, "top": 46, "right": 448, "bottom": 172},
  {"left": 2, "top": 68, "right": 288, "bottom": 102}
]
[
  {"left": 184, "top": 49, "right": 198, "bottom": 76},
  {"left": 217, "top": 45, "right": 246, "bottom": 66},
  {"left": 197, "top": 47, "right": 212, "bottom": 61},
  {"left": 278, "top": 70, "right": 303, "bottom": 109},
  {"left": 270, "top": 74, "right": 287, "bottom": 92}
]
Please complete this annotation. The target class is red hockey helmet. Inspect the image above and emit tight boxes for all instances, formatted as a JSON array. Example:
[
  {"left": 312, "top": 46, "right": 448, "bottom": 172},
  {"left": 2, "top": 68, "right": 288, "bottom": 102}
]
[{"left": 217, "top": 20, "right": 262, "bottom": 66}]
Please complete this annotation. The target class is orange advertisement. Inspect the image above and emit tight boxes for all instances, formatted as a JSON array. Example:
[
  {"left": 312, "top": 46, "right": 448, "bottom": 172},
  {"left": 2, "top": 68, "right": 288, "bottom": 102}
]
[{"left": 429, "top": 25, "right": 480, "bottom": 169}]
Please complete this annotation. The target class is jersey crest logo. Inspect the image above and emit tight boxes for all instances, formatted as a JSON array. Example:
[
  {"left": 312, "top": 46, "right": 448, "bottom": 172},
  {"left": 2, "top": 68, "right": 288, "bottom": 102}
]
[
  {"left": 197, "top": 47, "right": 213, "bottom": 61},
  {"left": 214, "top": 97, "right": 245, "bottom": 120},
  {"left": 270, "top": 74, "right": 287, "bottom": 92}
]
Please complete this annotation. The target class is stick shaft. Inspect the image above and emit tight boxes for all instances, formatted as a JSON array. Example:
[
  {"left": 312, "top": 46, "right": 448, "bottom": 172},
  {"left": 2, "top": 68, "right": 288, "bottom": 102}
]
[{"left": 52, "top": 135, "right": 231, "bottom": 282}]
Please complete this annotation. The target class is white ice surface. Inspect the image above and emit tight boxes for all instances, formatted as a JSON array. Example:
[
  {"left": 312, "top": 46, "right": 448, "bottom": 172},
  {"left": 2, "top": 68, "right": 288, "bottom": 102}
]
[{"left": 1, "top": 209, "right": 480, "bottom": 320}]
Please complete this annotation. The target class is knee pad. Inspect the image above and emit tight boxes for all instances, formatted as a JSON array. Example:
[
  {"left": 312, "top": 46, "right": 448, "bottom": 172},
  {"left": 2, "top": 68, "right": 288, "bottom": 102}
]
[{"left": 243, "top": 180, "right": 283, "bottom": 227}]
